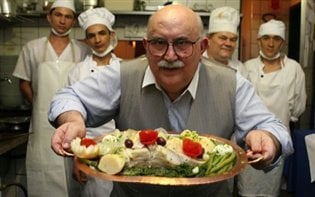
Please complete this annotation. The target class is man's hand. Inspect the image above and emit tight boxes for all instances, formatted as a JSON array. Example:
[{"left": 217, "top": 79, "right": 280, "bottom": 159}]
[
  {"left": 245, "top": 130, "right": 281, "bottom": 169},
  {"left": 51, "top": 111, "right": 86, "bottom": 155}
]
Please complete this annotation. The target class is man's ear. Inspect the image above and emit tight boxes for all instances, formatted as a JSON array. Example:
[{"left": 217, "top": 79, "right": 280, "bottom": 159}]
[{"left": 200, "top": 37, "right": 209, "bottom": 54}]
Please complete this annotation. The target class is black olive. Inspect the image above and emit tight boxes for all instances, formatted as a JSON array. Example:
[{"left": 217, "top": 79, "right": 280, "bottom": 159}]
[
  {"left": 156, "top": 137, "right": 166, "bottom": 146},
  {"left": 197, "top": 148, "right": 205, "bottom": 159},
  {"left": 124, "top": 139, "right": 133, "bottom": 148}
]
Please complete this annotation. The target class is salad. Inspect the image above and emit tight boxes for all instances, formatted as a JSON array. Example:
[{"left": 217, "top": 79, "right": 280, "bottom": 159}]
[{"left": 70, "top": 129, "right": 237, "bottom": 177}]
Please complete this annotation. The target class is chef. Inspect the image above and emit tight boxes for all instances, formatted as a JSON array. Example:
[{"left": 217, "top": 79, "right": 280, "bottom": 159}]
[
  {"left": 12, "top": 0, "right": 89, "bottom": 196},
  {"left": 203, "top": 6, "right": 246, "bottom": 76},
  {"left": 237, "top": 19, "right": 307, "bottom": 197},
  {"left": 69, "top": 7, "right": 121, "bottom": 197}
]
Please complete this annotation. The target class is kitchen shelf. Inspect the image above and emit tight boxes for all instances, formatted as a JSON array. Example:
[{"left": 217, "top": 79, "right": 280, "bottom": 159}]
[{"left": 15, "top": 10, "right": 211, "bottom": 17}]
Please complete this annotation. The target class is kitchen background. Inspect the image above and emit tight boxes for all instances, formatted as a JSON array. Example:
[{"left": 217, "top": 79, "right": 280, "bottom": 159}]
[{"left": 0, "top": 0, "right": 314, "bottom": 196}]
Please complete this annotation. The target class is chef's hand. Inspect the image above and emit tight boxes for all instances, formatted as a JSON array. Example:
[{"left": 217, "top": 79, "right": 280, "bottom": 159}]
[
  {"left": 245, "top": 130, "right": 281, "bottom": 169},
  {"left": 72, "top": 158, "right": 87, "bottom": 184},
  {"left": 51, "top": 110, "right": 86, "bottom": 155}
]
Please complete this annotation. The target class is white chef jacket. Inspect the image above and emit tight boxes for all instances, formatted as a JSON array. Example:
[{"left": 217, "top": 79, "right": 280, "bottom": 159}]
[
  {"left": 48, "top": 62, "right": 293, "bottom": 159},
  {"left": 68, "top": 54, "right": 121, "bottom": 138},
  {"left": 244, "top": 55, "right": 307, "bottom": 130},
  {"left": 202, "top": 52, "right": 247, "bottom": 77}
]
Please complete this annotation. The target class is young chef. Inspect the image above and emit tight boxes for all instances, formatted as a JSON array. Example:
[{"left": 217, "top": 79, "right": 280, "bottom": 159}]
[
  {"left": 12, "top": 0, "right": 89, "bottom": 196},
  {"left": 237, "top": 19, "right": 307, "bottom": 197},
  {"left": 69, "top": 7, "right": 121, "bottom": 197}
]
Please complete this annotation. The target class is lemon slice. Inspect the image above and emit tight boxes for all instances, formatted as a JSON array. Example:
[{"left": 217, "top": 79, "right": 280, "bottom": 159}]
[{"left": 98, "top": 154, "right": 125, "bottom": 175}]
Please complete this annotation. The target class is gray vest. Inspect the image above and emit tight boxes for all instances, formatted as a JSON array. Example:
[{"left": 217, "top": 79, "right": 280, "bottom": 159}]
[
  {"left": 117, "top": 57, "right": 236, "bottom": 139},
  {"left": 112, "top": 57, "right": 237, "bottom": 197}
]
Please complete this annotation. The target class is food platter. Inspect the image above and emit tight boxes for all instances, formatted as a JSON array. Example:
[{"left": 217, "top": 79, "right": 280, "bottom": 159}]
[{"left": 75, "top": 133, "right": 248, "bottom": 186}]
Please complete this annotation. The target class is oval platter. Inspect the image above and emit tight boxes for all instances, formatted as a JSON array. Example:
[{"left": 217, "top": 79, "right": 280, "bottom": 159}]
[{"left": 76, "top": 133, "right": 248, "bottom": 186}]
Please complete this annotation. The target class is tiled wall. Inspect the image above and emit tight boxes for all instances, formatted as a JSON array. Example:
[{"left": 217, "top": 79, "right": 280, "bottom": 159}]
[{"left": 0, "top": 0, "right": 241, "bottom": 108}]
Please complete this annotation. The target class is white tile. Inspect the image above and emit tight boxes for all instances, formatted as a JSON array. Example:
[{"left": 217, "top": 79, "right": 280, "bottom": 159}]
[
  {"left": 3, "top": 45, "right": 21, "bottom": 56},
  {"left": 38, "top": 27, "right": 50, "bottom": 38},
  {"left": 3, "top": 28, "right": 19, "bottom": 46},
  {"left": 72, "top": 27, "right": 85, "bottom": 40},
  {"left": 146, "top": 0, "right": 164, "bottom": 7},
  {"left": 19, "top": 27, "right": 39, "bottom": 45},
  {"left": 188, "top": 0, "right": 212, "bottom": 12}
]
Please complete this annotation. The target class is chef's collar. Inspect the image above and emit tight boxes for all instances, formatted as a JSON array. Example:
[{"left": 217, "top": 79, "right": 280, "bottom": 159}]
[{"left": 142, "top": 63, "right": 200, "bottom": 100}]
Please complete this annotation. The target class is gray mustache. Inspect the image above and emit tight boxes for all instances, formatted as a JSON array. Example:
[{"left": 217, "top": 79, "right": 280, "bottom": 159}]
[{"left": 158, "top": 60, "right": 184, "bottom": 68}]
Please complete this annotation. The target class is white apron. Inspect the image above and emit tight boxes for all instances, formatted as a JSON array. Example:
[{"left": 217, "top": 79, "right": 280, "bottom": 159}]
[
  {"left": 26, "top": 40, "right": 80, "bottom": 197},
  {"left": 253, "top": 61, "right": 290, "bottom": 130}
]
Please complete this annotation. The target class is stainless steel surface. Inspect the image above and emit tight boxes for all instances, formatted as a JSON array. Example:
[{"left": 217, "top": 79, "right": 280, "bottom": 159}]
[
  {"left": 0, "top": 116, "right": 30, "bottom": 124},
  {"left": 0, "top": 77, "right": 11, "bottom": 84},
  {"left": 0, "top": 132, "right": 28, "bottom": 155},
  {"left": 0, "top": 0, "right": 17, "bottom": 17},
  {"left": 0, "top": 116, "right": 30, "bottom": 132},
  {"left": 75, "top": 0, "right": 98, "bottom": 11}
]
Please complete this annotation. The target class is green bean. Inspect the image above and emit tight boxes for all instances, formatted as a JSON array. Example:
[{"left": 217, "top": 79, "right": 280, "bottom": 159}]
[
  {"left": 210, "top": 152, "right": 236, "bottom": 173},
  {"left": 213, "top": 152, "right": 230, "bottom": 166},
  {"left": 205, "top": 154, "right": 215, "bottom": 176},
  {"left": 212, "top": 154, "right": 221, "bottom": 166},
  {"left": 216, "top": 161, "right": 234, "bottom": 174}
]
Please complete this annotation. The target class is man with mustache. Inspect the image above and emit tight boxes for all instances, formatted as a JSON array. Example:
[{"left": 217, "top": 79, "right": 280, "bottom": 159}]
[{"left": 48, "top": 5, "right": 293, "bottom": 197}]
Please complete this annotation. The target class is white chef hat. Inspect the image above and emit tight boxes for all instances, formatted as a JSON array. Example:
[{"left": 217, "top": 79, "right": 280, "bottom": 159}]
[
  {"left": 78, "top": 7, "right": 115, "bottom": 32},
  {"left": 208, "top": 6, "right": 240, "bottom": 35},
  {"left": 258, "top": 19, "right": 285, "bottom": 40},
  {"left": 50, "top": 0, "right": 75, "bottom": 12}
]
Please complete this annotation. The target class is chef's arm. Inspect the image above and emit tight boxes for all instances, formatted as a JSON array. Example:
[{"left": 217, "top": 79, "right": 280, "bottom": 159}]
[{"left": 19, "top": 79, "right": 33, "bottom": 104}]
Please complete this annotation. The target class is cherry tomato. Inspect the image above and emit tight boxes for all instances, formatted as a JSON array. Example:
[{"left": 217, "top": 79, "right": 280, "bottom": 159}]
[
  {"left": 80, "top": 138, "right": 97, "bottom": 147},
  {"left": 139, "top": 130, "right": 158, "bottom": 145},
  {"left": 182, "top": 138, "right": 203, "bottom": 158}
]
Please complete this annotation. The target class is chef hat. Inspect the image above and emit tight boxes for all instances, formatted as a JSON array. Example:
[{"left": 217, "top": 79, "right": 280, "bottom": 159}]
[
  {"left": 208, "top": 6, "right": 240, "bottom": 35},
  {"left": 50, "top": 0, "right": 75, "bottom": 12},
  {"left": 78, "top": 7, "right": 115, "bottom": 32},
  {"left": 258, "top": 19, "right": 285, "bottom": 40}
]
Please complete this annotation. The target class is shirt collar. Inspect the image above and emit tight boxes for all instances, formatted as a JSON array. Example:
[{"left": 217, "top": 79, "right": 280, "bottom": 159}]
[{"left": 142, "top": 63, "right": 200, "bottom": 100}]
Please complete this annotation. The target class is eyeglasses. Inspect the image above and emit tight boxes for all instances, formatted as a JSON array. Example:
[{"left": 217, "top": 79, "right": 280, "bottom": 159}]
[{"left": 147, "top": 38, "right": 200, "bottom": 58}]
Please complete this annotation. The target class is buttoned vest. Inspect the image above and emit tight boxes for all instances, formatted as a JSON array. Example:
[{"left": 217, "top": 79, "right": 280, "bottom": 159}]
[{"left": 117, "top": 57, "right": 236, "bottom": 139}]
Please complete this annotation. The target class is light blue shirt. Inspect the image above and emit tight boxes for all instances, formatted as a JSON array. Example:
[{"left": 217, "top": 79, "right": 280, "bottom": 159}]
[{"left": 48, "top": 62, "right": 293, "bottom": 157}]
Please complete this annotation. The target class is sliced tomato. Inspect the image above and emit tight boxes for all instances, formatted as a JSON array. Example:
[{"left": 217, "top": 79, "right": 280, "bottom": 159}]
[
  {"left": 182, "top": 138, "right": 203, "bottom": 158},
  {"left": 139, "top": 130, "right": 158, "bottom": 145},
  {"left": 80, "top": 138, "right": 97, "bottom": 147}
]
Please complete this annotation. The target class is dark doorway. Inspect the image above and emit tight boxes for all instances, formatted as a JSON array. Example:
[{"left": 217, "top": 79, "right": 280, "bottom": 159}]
[{"left": 288, "top": 3, "right": 301, "bottom": 62}]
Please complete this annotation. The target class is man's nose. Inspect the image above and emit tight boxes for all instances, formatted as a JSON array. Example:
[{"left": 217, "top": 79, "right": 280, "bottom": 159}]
[{"left": 164, "top": 44, "right": 178, "bottom": 61}]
